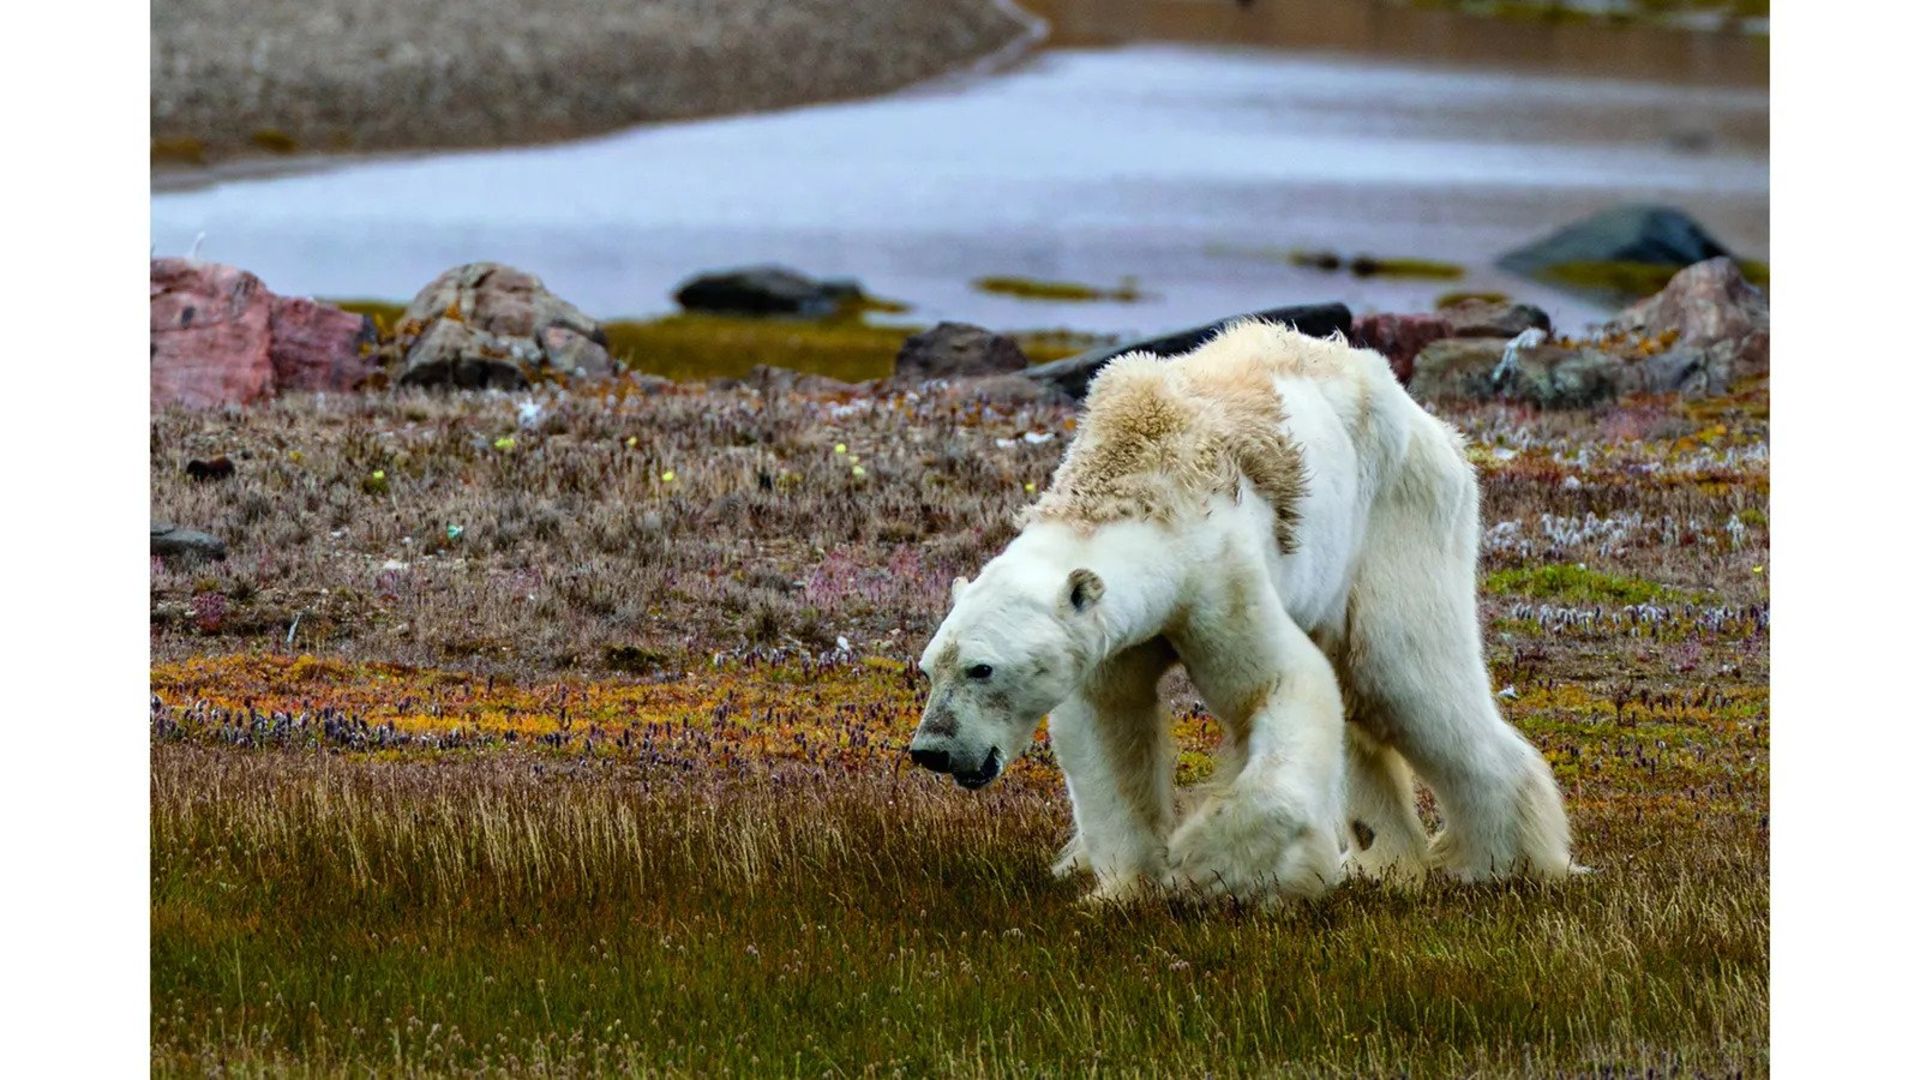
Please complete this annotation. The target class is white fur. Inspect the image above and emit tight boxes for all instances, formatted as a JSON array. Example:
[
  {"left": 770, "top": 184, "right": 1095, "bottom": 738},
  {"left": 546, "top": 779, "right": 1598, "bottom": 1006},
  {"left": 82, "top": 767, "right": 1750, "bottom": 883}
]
[{"left": 914, "top": 322, "right": 1575, "bottom": 902}]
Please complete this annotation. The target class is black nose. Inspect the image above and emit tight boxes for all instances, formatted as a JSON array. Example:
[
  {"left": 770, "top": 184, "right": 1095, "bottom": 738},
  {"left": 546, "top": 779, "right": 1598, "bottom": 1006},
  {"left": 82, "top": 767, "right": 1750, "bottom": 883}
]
[{"left": 910, "top": 748, "right": 951, "bottom": 773}]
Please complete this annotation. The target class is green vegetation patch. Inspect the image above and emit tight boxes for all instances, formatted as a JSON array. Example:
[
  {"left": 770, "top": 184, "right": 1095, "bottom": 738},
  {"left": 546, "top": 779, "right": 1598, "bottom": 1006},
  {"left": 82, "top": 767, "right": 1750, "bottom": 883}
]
[
  {"left": 1542, "top": 259, "right": 1769, "bottom": 301},
  {"left": 972, "top": 275, "right": 1146, "bottom": 303},
  {"left": 326, "top": 301, "right": 1091, "bottom": 383},
  {"left": 1483, "top": 563, "right": 1674, "bottom": 605}
]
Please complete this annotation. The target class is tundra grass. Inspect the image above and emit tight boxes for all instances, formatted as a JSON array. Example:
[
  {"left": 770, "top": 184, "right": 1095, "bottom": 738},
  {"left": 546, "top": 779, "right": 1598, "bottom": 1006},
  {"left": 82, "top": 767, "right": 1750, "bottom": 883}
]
[{"left": 152, "top": 378, "right": 1768, "bottom": 1075}]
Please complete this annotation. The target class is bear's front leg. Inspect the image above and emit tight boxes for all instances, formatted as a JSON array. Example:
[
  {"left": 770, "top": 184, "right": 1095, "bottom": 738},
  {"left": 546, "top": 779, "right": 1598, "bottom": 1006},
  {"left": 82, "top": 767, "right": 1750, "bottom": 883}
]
[
  {"left": 1048, "top": 638, "right": 1178, "bottom": 902},
  {"left": 1166, "top": 596, "right": 1346, "bottom": 902}
]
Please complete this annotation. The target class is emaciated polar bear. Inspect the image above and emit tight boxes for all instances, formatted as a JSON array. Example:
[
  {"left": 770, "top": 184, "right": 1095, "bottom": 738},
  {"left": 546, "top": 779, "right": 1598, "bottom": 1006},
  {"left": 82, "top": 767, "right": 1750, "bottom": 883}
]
[{"left": 910, "top": 321, "right": 1573, "bottom": 901}]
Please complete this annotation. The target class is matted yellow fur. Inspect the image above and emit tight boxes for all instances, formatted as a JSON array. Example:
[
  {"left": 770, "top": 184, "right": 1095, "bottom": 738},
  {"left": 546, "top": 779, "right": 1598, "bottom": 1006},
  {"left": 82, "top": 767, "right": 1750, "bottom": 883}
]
[{"left": 1024, "top": 320, "right": 1318, "bottom": 551}]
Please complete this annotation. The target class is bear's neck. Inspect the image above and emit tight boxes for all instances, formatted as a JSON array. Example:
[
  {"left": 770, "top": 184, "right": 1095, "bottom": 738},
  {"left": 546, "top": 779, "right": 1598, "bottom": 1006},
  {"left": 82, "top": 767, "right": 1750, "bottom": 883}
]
[{"left": 1012, "top": 519, "right": 1187, "bottom": 658}]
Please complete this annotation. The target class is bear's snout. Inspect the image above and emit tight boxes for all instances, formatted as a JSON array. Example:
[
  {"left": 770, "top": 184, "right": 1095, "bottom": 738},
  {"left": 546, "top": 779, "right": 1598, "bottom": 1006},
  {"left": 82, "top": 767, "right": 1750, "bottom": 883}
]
[{"left": 909, "top": 746, "right": 951, "bottom": 774}]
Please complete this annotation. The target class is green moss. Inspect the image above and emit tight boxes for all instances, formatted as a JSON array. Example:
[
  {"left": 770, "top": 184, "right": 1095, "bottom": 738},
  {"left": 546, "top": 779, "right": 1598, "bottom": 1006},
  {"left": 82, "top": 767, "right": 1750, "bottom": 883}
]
[
  {"left": 1349, "top": 255, "right": 1465, "bottom": 280},
  {"left": 1483, "top": 563, "right": 1673, "bottom": 605},
  {"left": 603, "top": 313, "right": 1087, "bottom": 383},
  {"left": 151, "top": 136, "right": 206, "bottom": 166},
  {"left": 331, "top": 299, "right": 409, "bottom": 334},
  {"left": 250, "top": 128, "right": 299, "bottom": 155},
  {"left": 1435, "top": 290, "right": 1511, "bottom": 308},
  {"left": 325, "top": 300, "right": 1092, "bottom": 383},
  {"left": 1541, "top": 259, "right": 1769, "bottom": 300},
  {"left": 971, "top": 276, "right": 1145, "bottom": 303}
]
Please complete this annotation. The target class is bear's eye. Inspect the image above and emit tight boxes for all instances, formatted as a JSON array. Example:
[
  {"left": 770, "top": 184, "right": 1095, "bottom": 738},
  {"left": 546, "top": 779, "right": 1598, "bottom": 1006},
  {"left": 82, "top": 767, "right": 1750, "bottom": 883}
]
[{"left": 966, "top": 664, "right": 994, "bottom": 681}]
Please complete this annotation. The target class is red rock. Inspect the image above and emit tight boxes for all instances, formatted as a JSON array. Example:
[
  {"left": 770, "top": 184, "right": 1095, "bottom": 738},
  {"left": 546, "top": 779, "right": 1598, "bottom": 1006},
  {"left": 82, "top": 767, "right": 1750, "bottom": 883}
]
[
  {"left": 1350, "top": 313, "right": 1449, "bottom": 384},
  {"left": 151, "top": 258, "right": 274, "bottom": 409},
  {"left": 268, "top": 295, "right": 378, "bottom": 392}
]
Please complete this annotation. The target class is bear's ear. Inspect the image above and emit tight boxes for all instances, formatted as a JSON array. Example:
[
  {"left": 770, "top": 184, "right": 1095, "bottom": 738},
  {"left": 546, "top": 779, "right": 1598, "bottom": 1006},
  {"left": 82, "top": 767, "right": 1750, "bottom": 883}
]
[
  {"left": 1065, "top": 568, "right": 1104, "bottom": 613},
  {"left": 950, "top": 575, "right": 971, "bottom": 604}
]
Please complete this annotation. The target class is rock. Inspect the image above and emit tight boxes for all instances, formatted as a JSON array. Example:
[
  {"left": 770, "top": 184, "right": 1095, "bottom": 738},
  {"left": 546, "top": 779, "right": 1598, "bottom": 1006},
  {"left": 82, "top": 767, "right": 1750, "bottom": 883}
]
[
  {"left": 941, "top": 373, "right": 1069, "bottom": 407},
  {"left": 743, "top": 364, "right": 858, "bottom": 396},
  {"left": 398, "top": 320, "right": 531, "bottom": 390},
  {"left": 1026, "top": 302, "right": 1351, "bottom": 400},
  {"left": 151, "top": 258, "right": 275, "bottom": 409},
  {"left": 268, "top": 295, "right": 379, "bottom": 392},
  {"left": 185, "top": 456, "right": 235, "bottom": 482},
  {"left": 673, "top": 265, "right": 860, "bottom": 317},
  {"left": 152, "top": 522, "right": 227, "bottom": 561},
  {"left": 539, "top": 325, "right": 616, "bottom": 378},
  {"left": 153, "top": 259, "right": 390, "bottom": 407},
  {"left": 1350, "top": 313, "right": 1449, "bottom": 384},
  {"left": 398, "top": 263, "right": 613, "bottom": 386},
  {"left": 1437, "top": 298, "right": 1552, "bottom": 340},
  {"left": 895, "top": 322, "right": 1030, "bottom": 381},
  {"left": 1408, "top": 338, "right": 1620, "bottom": 409},
  {"left": 1608, "top": 257, "right": 1769, "bottom": 378},
  {"left": 1498, "top": 204, "right": 1735, "bottom": 281}
]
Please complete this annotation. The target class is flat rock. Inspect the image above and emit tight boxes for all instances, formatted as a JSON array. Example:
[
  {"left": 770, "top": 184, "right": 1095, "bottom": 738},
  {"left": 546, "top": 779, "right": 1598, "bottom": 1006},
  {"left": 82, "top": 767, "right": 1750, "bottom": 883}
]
[
  {"left": 152, "top": 522, "right": 227, "bottom": 561},
  {"left": 1409, "top": 338, "right": 1621, "bottom": 409},
  {"left": 1026, "top": 302, "right": 1351, "bottom": 400},
  {"left": 895, "top": 322, "right": 1030, "bottom": 381},
  {"left": 673, "top": 265, "right": 860, "bottom": 317},
  {"left": 1437, "top": 298, "right": 1552, "bottom": 340}
]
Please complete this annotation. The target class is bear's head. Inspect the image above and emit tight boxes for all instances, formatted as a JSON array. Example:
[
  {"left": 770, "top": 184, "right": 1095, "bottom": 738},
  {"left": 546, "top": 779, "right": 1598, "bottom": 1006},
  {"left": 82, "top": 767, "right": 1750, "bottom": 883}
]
[{"left": 911, "top": 564, "right": 1104, "bottom": 788}]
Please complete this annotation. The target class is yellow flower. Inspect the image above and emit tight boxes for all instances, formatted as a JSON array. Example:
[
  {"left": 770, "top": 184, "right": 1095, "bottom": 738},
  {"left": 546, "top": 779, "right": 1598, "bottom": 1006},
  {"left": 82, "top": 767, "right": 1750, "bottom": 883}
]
[
  {"left": 288, "top": 450, "right": 304, "bottom": 464},
  {"left": 493, "top": 436, "right": 516, "bottom": 452},
  {"left": 371, "top": 470, "right": 386, "bottom": 481},
  {"left": 661, "top": 470, "right": 676, "bottom": 483},
  {"left": 1024, "top": 481, "right": 1036, "bottom": 493},
  {"left": 834, "top": 443, "right": 848, "bottom": 455},
  {"left": 851, "top": 465, "right": 867, "bottom": 478},
  {"left": 625, "top": 436, "right": 638, "bottom": 448}
]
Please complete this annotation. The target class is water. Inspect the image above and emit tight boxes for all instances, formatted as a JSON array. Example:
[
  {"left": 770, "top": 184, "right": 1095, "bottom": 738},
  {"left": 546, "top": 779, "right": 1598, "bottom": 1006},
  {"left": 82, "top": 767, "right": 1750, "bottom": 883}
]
[{"left": 150, "top": 45, "right": 1767, "bottom": 337}]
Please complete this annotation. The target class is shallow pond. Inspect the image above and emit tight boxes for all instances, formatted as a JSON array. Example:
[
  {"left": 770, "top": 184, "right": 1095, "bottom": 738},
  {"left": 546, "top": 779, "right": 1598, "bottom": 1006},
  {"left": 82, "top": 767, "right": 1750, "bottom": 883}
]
[{"left": 150, "top": 44, "right": 1766, "bottom": 339}]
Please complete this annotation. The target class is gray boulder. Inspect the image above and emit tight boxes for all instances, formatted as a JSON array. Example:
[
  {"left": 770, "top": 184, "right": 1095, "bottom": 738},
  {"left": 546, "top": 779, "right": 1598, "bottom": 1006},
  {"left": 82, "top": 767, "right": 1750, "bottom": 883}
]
[
  {"left": 152, "top": 522, "right": 227, "bottom": 562},
  {"left": 1608, "top": 256, "right": 1769, "bottom": 380},
  {"left": 1409, "top": 338, "right": 1620, "bottom": 409},
  {"left": 1498, "top": 205, "right": 1736, "bottom": 282},
  {"left": 1026, "top": 302, "right": 1351, "bottom": 400},
  {"left": 895, "top": 322, "right": 1030, "bottom": 381},
  {"left": 397, "top": 263, "right": 613, "bottom": 386}
]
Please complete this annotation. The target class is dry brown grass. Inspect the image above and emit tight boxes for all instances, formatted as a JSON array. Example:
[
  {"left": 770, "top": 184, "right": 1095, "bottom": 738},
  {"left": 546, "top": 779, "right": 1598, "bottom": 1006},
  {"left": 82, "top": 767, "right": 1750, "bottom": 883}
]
[{"left": 150, "top": 373, "right": 1768, "bottom": 1075}]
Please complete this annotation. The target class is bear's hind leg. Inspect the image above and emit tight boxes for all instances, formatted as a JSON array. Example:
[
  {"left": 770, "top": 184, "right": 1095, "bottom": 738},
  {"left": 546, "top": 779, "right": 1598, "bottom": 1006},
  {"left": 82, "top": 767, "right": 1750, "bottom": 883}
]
[
  {"left": 1048, "top": 638, "right": 1178, "bottom": 901},
  {"left": 1343, "top": 424, "right": 1574, "bottom": 881},
  {"left": 1342, "top": 723, "right": 1429, "bottom": 887}
]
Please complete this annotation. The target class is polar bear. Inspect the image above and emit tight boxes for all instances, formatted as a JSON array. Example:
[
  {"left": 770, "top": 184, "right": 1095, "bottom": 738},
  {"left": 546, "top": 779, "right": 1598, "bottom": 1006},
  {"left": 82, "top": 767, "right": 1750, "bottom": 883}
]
[{"left": 910, "top": 320, "right": 1573, "bottom": 901}]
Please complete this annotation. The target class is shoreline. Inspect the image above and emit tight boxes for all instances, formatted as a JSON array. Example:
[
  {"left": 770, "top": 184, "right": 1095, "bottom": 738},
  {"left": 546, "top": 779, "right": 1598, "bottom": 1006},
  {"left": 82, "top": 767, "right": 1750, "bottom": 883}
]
[{"left": 151, "top": 0, "right": 1040, "bottom": 180}]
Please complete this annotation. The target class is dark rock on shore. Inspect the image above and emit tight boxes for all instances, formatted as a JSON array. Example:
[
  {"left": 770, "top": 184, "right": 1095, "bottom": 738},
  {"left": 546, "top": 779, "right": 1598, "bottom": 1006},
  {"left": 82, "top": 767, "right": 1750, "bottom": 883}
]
[
  {"left": 895, "top": 322, "right": 1030, "bottom": 381},
  {"left": 1498, "top": 204, "right": 1736, "bottom": 284},
  {"left": 1437, "top": 297, "right": 1551, "bottom": 340},
  {"left": 674, "top": 266, "right": 862, "bottom": 317},
  {"left": 1026, "top": 302, "right": 1352, "bottom": 400},
  {"left": 397, "top": 262, "right": 613, "bottom": 388},
  {"left": 151, "top": 259, "right": 377, "bottom": 409},
  {"left": 152, "top": 523, "right": 227, "bottom": 562}
]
